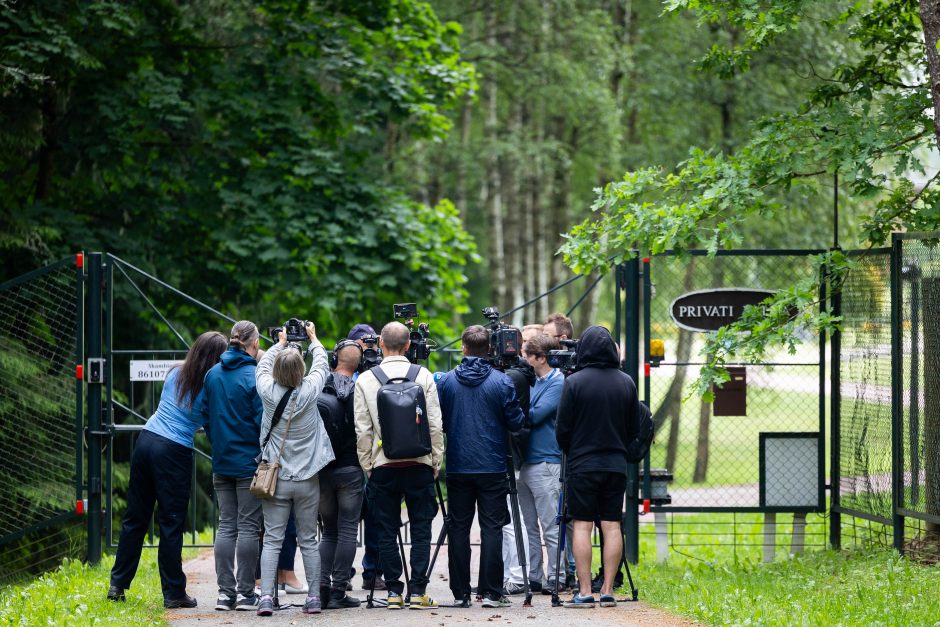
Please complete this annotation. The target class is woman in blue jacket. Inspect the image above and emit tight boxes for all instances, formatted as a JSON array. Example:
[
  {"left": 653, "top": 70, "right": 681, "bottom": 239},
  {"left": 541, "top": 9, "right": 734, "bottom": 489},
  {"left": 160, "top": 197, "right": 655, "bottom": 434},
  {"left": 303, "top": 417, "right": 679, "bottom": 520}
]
[
  {"left": 108, "top": 331, "right": 227, "bottom": 608},
  {"left": 193, "top": 320, "right": 265, "bottom": 611}
]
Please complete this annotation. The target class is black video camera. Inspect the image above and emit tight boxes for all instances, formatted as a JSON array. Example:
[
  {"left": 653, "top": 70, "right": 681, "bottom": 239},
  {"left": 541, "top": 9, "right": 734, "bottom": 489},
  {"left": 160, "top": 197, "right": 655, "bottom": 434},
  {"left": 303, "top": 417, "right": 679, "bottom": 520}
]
[
  {"left": 547, "top": 339, "right": 579, "bottom": 375},
  {"left": 482, "top": 307, "right": 523, "bottom": 371},
  {"left": 357, "top": 333, "right": 383, "bottom": 373},
  {"left": 394, "top": 303, "right": 433, "bottom": 363},
  {"left": 268, "top": 317, "right": 309, "bottom": 343}
]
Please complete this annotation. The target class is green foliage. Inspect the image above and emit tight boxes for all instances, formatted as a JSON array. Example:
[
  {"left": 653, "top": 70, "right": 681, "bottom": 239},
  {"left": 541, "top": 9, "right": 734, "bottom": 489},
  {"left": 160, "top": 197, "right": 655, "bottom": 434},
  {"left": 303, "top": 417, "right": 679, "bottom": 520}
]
[
  {"left": 1, "top": 0, "right": 478, "bottom": 342},
  {"left": 561, "top": 0, "right": 938, "bottom": 394}
]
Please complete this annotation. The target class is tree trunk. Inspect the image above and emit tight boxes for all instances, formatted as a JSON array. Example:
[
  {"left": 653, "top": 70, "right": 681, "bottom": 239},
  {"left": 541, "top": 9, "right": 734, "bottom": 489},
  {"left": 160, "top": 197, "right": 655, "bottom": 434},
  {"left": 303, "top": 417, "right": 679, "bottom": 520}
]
[
  {"left": 35, "top": 83, "right": 57, "bottom": 202},
  {"left": 485, "top": 11, "right": 506, "bottom": 307},
  {"left": 922, "top": 277, "right": 940, "bottom": 538},
  {"left": 661, "top": 261, "right": 697, "bottom": 471},
  {"left": 692, "top": 391, "right": 711, "bottom": 483},
  {"left": 456, "top": 97, "right": 473, "bottom": 221},
  {"left": 919, "top": 1, "right": 940, "bottom": 148}
]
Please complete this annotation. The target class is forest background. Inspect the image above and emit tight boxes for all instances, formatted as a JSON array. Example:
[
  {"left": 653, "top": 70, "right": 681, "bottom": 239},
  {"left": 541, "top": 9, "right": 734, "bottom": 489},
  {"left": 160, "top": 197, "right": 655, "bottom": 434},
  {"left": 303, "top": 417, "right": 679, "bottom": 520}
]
[{"left": 1, "top": 0, "right": 882, "bottom": 347}]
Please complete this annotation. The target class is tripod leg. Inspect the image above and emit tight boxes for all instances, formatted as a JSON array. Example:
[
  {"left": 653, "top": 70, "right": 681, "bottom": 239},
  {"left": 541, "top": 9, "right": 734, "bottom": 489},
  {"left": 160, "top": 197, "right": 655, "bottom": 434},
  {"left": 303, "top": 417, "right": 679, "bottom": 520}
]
[
  {"left": 425, "top": 478, "right": 449, "bottom": 580},
  {"left": 507, "top": 470, "right": 532, "bottom": 607},
  {"left": 551, "top": 455, "right": 567, "bottom": 608}
]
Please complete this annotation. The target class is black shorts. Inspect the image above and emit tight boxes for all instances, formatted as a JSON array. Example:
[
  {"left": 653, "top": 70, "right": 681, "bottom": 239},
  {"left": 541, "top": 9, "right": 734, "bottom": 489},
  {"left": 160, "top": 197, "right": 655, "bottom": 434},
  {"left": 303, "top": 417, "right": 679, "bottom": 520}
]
[{"left": 566, "top": 471, "right": 626, "bottom": 522}]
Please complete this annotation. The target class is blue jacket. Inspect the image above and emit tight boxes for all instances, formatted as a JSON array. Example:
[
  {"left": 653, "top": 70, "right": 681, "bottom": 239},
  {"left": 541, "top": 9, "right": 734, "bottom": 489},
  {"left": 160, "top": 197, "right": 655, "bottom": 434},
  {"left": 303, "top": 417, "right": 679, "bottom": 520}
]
[
  {"left": 525, "top": 368, "right": 564, "bottom": 464},
  {"left": 194, "top": 347, "right": 263, "bottom": 478},
  {"left": 436, "top": 356, "right": 525, "bottom": 474}
]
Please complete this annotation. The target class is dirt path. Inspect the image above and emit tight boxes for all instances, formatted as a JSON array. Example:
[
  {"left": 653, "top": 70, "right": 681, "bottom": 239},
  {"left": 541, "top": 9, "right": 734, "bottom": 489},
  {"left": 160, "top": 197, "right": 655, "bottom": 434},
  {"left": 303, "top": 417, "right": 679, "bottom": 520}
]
[{"left": 168, "top": 514, "right": 695, "bottom": 627}]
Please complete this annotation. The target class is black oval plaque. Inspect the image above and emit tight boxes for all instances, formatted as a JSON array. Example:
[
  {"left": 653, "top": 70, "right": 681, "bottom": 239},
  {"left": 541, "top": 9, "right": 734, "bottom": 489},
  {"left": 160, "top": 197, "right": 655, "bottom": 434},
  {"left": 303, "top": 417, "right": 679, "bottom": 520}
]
[{"left": 670, "top": 288, "right": 776, "bottom": 332}]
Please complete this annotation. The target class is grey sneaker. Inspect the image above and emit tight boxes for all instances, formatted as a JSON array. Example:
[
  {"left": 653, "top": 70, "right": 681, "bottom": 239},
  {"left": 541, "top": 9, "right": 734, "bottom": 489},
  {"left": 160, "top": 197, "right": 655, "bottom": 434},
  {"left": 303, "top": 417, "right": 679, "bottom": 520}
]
[
  {"left": 303, "top": 595, "right": 322, "bottom": 614},
  {"left": 215, "top": 594, "right": 236, "bottom": 611},
  {"left": 256, "top": 595, "right": 275, "bottom": 616},
  {"left": 236, "top": 593, "right": 260, "bottom": 611},
  {"left": 482, "top": 594, "right": 511, "bottom": 608},
  {"left": 504, "top": 582, "right": 526, "bottom": 596}
]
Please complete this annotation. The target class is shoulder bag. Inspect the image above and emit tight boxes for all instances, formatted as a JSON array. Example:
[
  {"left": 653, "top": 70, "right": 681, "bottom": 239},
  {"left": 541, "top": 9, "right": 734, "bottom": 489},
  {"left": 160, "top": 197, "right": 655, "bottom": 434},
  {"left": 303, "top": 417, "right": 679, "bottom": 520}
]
[{"left": 250, "top": 388, "right": 297, "bottom": 499}]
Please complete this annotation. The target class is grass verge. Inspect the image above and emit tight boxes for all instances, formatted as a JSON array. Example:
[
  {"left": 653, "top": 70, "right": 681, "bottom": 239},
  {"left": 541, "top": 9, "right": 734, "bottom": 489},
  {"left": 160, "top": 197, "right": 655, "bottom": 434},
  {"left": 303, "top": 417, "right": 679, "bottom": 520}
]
[{"left": 0, "top": 530, "right": 213, "bottom": 626}]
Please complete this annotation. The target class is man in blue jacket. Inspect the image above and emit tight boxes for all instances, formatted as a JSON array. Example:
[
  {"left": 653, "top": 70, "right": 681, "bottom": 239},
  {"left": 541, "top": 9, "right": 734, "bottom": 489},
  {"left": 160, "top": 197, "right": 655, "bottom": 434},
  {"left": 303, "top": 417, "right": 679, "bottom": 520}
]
[
  {"left": 193, "top": 321, "right": 265, "bottom": 611},
  {"left": 436, "top": 325, "right": 525, "bottom": 608},
  {"left": 517, "top": 333, "right": 565, "bottom": 593}
]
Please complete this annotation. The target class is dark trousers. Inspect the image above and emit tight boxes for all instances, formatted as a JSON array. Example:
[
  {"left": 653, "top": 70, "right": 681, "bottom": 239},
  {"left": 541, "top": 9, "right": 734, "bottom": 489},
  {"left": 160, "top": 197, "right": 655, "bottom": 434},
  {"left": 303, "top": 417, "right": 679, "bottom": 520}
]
[
  {"left": 318, "top": 465, "right": 364, "bottom": 591},
  {"left": 368, "top": 464, "right": 436, "bottom": 596},
  {"left": 446, "top": 472, "right": 509, "bottom": 600},
  {"left": 110, "top": 429, "right": 193, "bottom": 600},
  {"left": 361, "top": 480, "right": 382, "bottom": 579}
]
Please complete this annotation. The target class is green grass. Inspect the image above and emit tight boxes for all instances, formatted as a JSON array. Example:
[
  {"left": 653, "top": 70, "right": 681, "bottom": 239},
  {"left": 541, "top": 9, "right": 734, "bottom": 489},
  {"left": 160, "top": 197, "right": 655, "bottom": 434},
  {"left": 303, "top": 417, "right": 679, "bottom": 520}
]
[
  {"left": 0, "top": 531, "right": 213, "bottom": 626},
  {"left": 617, "top": 515, "right": 940, "bottom": 625}
]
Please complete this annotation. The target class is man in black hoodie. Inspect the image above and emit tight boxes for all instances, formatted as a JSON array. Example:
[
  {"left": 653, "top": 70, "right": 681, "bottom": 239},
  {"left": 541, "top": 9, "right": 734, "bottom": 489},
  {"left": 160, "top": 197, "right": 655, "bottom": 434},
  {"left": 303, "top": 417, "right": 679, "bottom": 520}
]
[{"left": 555, "top": 325, "right": 640, "bottom": 609}]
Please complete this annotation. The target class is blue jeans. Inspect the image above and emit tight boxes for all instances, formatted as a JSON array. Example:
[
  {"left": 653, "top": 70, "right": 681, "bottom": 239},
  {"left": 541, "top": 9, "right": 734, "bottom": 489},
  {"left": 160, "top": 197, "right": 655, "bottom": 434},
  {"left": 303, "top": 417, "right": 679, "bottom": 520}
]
[
  {"left": 318, "top": 465, "right": 364, "bottom": 591},
  {"left": 110, "top": 430, "right": 193, "bottom": 600},
  {"left": 213, "top": 474, "right": 263, "bottom": 597}
]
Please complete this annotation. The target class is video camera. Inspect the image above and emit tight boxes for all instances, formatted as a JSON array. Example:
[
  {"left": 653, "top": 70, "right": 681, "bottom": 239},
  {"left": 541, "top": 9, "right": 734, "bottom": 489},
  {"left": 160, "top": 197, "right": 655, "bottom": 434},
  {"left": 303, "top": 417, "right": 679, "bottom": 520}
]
[
  {"left": 547, "top": 339, "right": 579, "bottom": 375},
  {"left": 482, "top": 307, "right": 523, "bottom": 371},
  {"left": 394, "top": 303, "right": 434, "bottom": 364},
  {"left": 267, "top": 317, "right": 309, "bottom": 343},
  {"left": 357, "top": 333, "right": 383, "bottom": 373}
]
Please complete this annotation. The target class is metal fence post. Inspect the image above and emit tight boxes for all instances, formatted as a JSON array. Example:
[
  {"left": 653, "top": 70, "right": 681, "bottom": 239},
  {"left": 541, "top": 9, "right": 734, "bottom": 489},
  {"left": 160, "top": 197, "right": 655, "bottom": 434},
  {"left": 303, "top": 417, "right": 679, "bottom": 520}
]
[
  {"left": 890, "top": 235, "right": 905, "bottom": 552},
  {"left": 827, "top": 254, "right": 841, "bottom": 549},
  {"left": 624, "top": 256, "right": 640, "bottom": 564},
  {"left": 86, "top": 252, "right": 104, "bottom": 564}
]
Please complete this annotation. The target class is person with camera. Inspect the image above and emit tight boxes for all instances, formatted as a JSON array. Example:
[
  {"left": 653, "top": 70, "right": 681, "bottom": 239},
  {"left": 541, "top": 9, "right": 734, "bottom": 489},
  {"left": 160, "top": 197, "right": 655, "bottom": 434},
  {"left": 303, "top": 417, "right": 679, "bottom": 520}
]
[
  {"left": 354, "top": 321, "right": 444, "bottom": 610},
  {"left": 315, "top": 339, "right": 365, "bottom": 609},
  {"left": 254, "top": 321, "right": 335, "bottom": 616},
  {"left": 346, "top": 323, "right": 385, "bottom": 591},
  {"left": 436, "top": 325, "right": 526, "bottom": 609},
  {"left": 191, "top": 321, "right": 265, "bottom": 611},
  {"left": 555, "top": 325, "right": 640, "bottom": 609},
  {"left": 108, "top": 331, "right": 227, "bottom": 608},
  {"left": 517, "top": 333, "right": 565, "bottom": 594}
]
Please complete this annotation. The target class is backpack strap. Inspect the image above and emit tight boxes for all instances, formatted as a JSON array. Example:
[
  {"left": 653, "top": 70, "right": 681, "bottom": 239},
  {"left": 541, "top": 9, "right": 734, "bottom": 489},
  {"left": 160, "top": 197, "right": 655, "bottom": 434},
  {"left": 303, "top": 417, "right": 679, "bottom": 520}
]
[
  {"left": 371, "top": 365, "right": 389, "bottom": 385},
  {"left": 405, "top": 363, "right": 421, "bottom": 382},
  {"left": 261, "top": 386, "right": 295, "bottom": 452}
]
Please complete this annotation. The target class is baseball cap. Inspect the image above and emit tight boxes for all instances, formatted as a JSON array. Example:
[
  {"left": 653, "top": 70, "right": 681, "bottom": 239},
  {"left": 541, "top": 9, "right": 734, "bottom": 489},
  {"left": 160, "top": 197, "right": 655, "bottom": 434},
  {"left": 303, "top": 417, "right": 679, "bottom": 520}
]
[{"left": 347, "top": 323, "right": 376, "bottom": 341}]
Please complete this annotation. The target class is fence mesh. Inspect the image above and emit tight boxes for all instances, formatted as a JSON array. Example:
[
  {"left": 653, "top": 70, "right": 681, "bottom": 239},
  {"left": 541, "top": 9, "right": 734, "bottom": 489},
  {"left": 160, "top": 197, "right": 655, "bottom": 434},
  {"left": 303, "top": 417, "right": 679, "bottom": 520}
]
[
  {"left": 0, "top": 259, "right": 81, "bottom": 583},
  {"left": 837, "top": 250, "right": 893, "bottom": 524},
  {"left": 647, "top": 253, "right": 823, "bottom": 510}
]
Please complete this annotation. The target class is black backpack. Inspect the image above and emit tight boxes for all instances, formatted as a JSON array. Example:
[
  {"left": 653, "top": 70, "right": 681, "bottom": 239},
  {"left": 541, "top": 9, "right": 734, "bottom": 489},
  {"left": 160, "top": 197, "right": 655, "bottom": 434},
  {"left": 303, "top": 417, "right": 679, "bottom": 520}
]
[
  {"left": 625, "top": 402, "right": 654, "bottom": 464},
  {"left": 371, "top": 364, "right": 432, "bottom": 460}
]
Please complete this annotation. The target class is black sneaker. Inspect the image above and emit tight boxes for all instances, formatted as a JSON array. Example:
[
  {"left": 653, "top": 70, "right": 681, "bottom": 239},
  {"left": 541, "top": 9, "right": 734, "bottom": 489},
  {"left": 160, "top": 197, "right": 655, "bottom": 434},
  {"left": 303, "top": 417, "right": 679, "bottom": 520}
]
[
  {"left": 591, "top": 572, "right": 604, "bottom": 594},
  {"left": 543, "top": 580, "right": 567, "bottom": 595},
  {"left": 450, "top": 595, "right": 471, "bottom": 608},
  {"left": 327, "top": 589, "right": 362, "bottom": 609},
  {"left": 528, "top": 581, "right": 543, "bottom": 593},
  {"left": 362, "top": 575, "right": 387, "bottom": 591},
  {"left": 164, "top": 594, "right": 197, "bottom": 609},
  {"left": 107, "top": 586, "right": 125, "bottom": 602},
  {"left": 215, "top": 594, "right": 236, "bottom": 611},
  {"left": 236, "top": 593, "right": 260, "bottom": 611}
]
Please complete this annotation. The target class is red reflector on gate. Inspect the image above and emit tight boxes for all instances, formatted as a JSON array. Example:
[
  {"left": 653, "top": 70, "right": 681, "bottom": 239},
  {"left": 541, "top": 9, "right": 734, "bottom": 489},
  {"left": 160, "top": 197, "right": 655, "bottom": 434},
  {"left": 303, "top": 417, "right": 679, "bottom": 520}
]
[
  {"left": 76, "top": 252, "right": 84, "bottom": 268},
  {"left": 643, "top": 499, "right": 650, "bottom": 514},
  {"left": 642, "top": 257, "right": 650, "bottom": 264},
  {"left": 644, "top": 363, "right": 650, "bottom": 377},
  {"left": 76, "top": 499, "right": 87, "bottom": 515},
  {"left": 76, "top": 364, "right": 83, "bottom": 380}
]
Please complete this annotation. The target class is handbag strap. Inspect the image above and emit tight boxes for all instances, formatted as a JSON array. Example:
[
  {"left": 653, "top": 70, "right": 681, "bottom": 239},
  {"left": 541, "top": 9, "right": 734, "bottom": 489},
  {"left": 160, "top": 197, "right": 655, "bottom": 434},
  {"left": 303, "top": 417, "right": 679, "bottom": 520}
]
[
  {"left": 261, "top": 387, "right": 295, "bottom": 452},
  {"left": 270, "top": 394, "right": 298, "bottom": 465}
]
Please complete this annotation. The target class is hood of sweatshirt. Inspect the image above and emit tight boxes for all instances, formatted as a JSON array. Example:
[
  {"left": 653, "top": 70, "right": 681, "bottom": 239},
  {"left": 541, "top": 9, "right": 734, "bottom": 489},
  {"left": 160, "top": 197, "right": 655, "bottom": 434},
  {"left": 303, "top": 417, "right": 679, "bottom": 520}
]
[
  {"left": 455, "top": 356, "right": 494, "bottom": 387},
  {"left": 576, "top": 325, "right": 620, "bottom": 370},
  {"left": 330, "top": 372, "right": 356, "bottom": 401},
  {"left": 220, "top": 347, "right": 256, "bottom": 370}
]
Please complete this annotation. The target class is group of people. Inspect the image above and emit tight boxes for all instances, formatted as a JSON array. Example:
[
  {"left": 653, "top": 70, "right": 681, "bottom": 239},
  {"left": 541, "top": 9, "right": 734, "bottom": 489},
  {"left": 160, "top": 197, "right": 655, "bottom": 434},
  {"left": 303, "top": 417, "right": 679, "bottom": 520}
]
[{"left": 105, "top": 311, "right": 641, "bottom": 614}]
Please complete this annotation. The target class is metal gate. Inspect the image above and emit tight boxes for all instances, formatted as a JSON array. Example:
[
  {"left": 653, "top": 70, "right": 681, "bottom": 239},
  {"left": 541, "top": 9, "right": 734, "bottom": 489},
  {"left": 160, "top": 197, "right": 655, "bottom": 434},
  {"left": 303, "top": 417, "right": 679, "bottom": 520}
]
[{"left": 0, "top": 256, "right": 83, "bottom": 583}]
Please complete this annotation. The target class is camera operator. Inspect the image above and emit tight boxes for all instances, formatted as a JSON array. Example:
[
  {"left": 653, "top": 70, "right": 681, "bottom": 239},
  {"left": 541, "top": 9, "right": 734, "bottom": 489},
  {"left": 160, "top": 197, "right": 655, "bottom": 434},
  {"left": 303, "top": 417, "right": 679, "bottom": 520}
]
[
  {"left": 543, "top": 313, "right": 573, "bottom": 342},
  {"left": 346, "top": 323, "right": 384, "bottom": 590},
  {"left": 436, "top": 325, "right": 525, "bottom": 609},
  {"left": 354, "top": 321, "right": 444, "bottom": 610},
  {"left": 555, "top": 326, "right": 640, "bottom": 609},
  {"left": 315, "top": 340, "right": 365, "bottom": 608},
  {"left": 517, "top": 333, "right": 564, "bottom": 594}
]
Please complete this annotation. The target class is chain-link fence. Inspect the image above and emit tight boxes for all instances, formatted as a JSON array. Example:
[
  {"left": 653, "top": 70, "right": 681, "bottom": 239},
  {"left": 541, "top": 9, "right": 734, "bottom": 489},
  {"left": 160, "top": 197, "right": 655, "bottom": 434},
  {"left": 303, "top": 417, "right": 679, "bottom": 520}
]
[{"left": 0, "top": 257, "right": 83, "bottom": 584}]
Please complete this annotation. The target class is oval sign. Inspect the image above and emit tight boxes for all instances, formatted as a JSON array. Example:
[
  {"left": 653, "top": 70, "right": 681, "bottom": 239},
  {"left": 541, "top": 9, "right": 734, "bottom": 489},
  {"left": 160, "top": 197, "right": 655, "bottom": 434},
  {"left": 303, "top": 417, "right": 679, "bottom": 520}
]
[{"left": 670, "top": 288, "right": 776, "bottom": 333}]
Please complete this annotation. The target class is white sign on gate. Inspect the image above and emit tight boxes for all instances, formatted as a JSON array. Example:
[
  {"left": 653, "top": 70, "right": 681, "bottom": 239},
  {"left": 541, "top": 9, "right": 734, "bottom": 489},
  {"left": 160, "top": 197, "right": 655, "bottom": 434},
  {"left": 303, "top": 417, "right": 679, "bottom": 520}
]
[{"left": 129, "top": 360, "right": 183, "bottom": 382}]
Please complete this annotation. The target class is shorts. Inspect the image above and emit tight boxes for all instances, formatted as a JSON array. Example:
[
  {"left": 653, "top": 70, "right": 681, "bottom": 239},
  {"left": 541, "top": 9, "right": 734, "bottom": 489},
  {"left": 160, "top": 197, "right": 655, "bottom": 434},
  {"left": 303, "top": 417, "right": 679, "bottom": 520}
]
[{"left": 566, "top": 471, "right": 626, "bottom": 522}]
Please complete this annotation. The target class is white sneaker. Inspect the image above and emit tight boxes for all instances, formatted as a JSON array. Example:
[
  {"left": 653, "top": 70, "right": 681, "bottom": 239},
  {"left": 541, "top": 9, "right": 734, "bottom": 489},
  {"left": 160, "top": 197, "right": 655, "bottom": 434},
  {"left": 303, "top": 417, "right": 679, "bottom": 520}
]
[{"left": 280, "top": 582, "right": 309, "bottom": 594}]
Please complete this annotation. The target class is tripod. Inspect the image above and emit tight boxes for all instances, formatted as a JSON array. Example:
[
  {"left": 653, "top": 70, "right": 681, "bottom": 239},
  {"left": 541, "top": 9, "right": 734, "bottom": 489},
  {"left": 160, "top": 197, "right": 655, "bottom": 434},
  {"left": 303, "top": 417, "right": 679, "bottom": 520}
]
[
  {"left": 425, "top": 477, "right": 450, "bottom": 578},
  {"left": 550, "top": 453, "right": 638, "bottom": 607},
  {"left": 365, "top": 521, "right": 410, "bottom": 609},
  {"left": 505, "top": 441, "right": 534, "bottom": 607}
]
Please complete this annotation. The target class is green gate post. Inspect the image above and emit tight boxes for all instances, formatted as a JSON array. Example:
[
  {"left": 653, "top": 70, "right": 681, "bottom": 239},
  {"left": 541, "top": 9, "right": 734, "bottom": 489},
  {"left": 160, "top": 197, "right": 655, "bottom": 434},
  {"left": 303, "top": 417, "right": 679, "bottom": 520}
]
[
  {"left": 624, "top": 257, "right": 641, "bottom": 564},
  {"left": 827, "top": 255, "right": 841, "bottom": 549},
  {"left": 890, "top": 235, "right": 905, "bottom": 552},
  {"left": 87, "top": 253, "right": 104, "bottom": 564}
]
